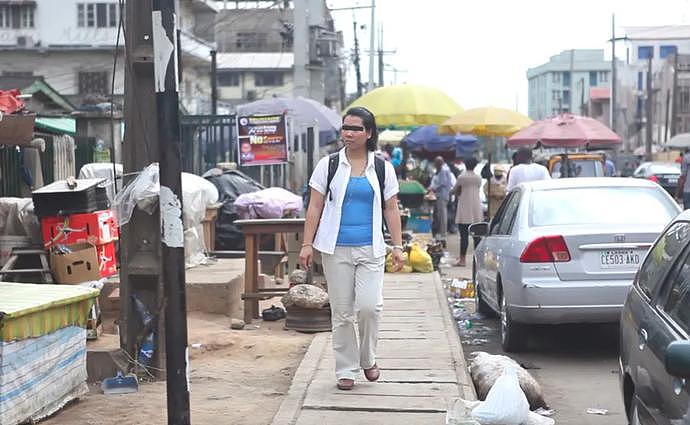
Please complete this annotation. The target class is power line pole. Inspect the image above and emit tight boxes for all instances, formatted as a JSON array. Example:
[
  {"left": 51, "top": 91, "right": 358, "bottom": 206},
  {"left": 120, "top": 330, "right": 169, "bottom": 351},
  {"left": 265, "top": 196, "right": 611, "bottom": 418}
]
[
  {"left": 367, "top": 0, "right": 375, "bottom": 91},
  {"left": 646, "top": 56, "right": 654, "bottom": 161},
  {"left": 353, "top": 19, "right": 362, "bottom": 97},
  {"left": 611, "top": 14, "right": 617, "bottom": 133},
  {"left": 152, "top": 0, "right": 191, "bottom": 423},
  {"left": 378, "top": 25, "right": 384, "bottom": 87},
  {"left": 672, "top": 53, "right": 680, "bottom": 137},
  {"left": 211, "top": 49, "right": 218, "bottom": 115}
]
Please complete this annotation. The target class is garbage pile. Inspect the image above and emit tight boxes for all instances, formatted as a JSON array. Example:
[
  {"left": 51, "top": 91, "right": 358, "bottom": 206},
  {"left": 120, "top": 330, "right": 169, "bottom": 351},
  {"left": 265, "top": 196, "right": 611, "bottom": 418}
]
[
  {"left": 446, "top": 352, "right": 554, "bottom": 425},
  {"left": 444, "top": 279, "right": 491, "bottom": 347}
]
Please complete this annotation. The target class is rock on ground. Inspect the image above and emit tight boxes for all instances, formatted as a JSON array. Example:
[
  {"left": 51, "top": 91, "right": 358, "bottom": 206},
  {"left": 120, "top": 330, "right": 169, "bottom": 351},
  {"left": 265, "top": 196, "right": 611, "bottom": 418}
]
[{"left": 281, "top": 284, "right": 329, "bottom": 309}]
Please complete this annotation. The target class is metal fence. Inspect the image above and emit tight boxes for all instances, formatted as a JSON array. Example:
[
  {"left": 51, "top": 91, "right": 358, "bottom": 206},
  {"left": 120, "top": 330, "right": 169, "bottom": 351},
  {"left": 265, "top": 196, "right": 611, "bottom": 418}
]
[{"left": 180, "top": 115, "right": 236, "bottom": 175}]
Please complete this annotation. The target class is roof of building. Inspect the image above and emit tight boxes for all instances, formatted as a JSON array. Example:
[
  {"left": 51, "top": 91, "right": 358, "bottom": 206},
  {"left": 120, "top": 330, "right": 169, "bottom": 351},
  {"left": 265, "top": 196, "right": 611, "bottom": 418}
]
[
  {"left": 624, "top": 25, "right": 690, "bottom": 41},
  {"left": 0, "top": 76, "right": 75, "bottom": 112},
  {"left": 589, "top": 87, "right": 611, "bottom": 101},
  {"left": 216, "top": 52, "right": 294, "bottom": 70}
]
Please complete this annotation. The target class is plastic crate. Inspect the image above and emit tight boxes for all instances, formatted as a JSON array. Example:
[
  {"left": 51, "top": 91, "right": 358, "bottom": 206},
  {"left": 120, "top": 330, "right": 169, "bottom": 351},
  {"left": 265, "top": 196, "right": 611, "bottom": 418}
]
[
  {"left": 42, "top": 210, "right": 119, "bottom": 247},
  {"left": 406, "top": 213, "right": 432, "bottom": 233}
]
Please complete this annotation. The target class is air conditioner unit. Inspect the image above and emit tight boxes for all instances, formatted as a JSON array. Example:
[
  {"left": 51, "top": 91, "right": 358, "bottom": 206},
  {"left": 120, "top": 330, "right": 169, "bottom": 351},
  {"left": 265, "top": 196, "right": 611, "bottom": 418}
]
[
  {"left": 246, "top": 90, "right": 257, "bottom": 101},
  {"left": 16, "top": 36, "right": 35, "bottom": 48}
]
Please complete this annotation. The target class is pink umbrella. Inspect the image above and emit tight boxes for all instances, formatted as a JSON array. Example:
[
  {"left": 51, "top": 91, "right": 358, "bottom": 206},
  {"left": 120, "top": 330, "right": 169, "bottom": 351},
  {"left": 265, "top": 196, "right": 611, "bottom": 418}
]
[{"left": 507, "top": 113, "right": 622, "bottom": 149}]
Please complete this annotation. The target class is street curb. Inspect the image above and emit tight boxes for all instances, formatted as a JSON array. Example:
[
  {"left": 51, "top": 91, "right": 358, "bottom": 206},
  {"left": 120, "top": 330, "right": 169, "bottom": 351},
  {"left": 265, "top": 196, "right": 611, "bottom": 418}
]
[
  {"left": 271, "top": 332, "right": 329, "bottom": 425},
  {"left": 432, "top": 271, "right": 478, "bottom": 401}
]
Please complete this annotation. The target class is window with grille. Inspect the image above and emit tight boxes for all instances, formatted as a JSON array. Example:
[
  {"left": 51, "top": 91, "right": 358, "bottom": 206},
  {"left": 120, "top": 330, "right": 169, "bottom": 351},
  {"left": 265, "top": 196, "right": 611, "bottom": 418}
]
[
  {"left": 218, "top": 71, "right": 240, "bottom": 86},
  {"left": 0, "top": 5, "right": 34, "bottom": 28},
  {"left": 235, "top": 32, "right": 268, "bottom": 51},
  {"left": 77, "top": 3, "right": 118, "bottom": 28},
  {"left": 78, "top": 71, "right": 108, "bottom": 95},
  {"left": 255, "top": 71, "right": 283, "bottom": 87}
]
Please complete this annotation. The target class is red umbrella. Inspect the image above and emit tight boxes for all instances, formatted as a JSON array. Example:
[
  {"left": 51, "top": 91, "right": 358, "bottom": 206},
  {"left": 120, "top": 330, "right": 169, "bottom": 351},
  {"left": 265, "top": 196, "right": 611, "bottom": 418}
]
[{"left": 507, "top": 113, "right": 622, "bottom": 149}]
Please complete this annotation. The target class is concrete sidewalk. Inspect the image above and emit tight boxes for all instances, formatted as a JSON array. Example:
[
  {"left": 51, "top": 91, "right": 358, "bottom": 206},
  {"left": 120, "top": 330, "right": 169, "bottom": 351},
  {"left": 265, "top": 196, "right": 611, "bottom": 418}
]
[{"left": 272, "top": 271, "right": 476, "bottom": 425}]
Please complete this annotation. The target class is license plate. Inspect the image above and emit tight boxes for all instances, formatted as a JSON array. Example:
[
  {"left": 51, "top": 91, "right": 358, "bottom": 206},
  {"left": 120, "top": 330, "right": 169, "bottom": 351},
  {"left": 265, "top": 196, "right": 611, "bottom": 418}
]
[{"left": 600, "top": 250, "right": 641, "bottom": 268}]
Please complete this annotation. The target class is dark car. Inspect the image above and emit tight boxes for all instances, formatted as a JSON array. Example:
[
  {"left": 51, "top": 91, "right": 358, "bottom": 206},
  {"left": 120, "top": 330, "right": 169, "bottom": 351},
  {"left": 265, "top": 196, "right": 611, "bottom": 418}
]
[
  {"left": 633, "top": 162, "right": 681, "bottom": 196},
  {"left": 620, "top": 211, "right": 690, "bottom": 424}
]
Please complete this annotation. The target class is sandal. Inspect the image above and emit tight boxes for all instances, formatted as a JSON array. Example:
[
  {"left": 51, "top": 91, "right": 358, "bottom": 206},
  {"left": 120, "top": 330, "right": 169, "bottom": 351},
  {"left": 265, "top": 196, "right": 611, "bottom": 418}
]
[
  {"left": 337, "top": 378, "right": 354, "bottom": 390},
  {"left": 363, "top": 364, "right": 380, "bottom": 382}
]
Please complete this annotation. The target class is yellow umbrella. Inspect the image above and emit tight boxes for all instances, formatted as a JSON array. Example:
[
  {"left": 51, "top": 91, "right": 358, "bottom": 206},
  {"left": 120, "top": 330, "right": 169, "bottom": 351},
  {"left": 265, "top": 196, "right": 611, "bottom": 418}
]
[
  {"left": 438, "top": 106, "right": 532, "bottom": 136},
  {"left": 378, "top": 129, "right": 409, "bottom": 146},
  {"left": 344, "top": 84, "right": 463, "bottom": 128}
]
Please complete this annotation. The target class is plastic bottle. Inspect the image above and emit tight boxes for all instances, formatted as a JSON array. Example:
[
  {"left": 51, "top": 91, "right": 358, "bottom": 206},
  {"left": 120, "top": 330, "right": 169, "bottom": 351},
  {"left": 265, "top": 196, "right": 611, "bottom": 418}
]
[{"left": 138, "top": 332, "right": 155, "bottom": 366}]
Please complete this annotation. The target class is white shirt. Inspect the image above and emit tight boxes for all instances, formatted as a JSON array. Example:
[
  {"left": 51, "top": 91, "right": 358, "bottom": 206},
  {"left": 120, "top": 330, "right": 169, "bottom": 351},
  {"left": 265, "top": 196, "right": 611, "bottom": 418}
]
[
  {"left": 506, "top": 163, "right": 551, "bottom": 191},
  {"left": 309, "top": 148, "right": 399, "bottom": 257}
]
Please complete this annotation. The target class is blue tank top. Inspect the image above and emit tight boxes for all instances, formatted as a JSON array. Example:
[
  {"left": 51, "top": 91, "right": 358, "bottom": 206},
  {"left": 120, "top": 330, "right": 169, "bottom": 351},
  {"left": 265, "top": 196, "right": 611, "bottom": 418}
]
[{"left": 336, "top": 176, "right": 374, "bottom": 246}]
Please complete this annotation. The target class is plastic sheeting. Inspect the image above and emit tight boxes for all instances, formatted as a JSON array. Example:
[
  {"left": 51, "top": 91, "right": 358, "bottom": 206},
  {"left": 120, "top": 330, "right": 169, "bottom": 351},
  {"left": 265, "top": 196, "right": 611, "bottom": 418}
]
[
  {"left": 204, "top": 169, "right": 264, "bottom": 250},
  {"left": 234, "top": 187, "right": 302, "bottom": 219},
  {"left": 113, "top": 164, "right": 220, "bottom": 268},
  {"left": 78, "top": 163, "right": 123, "bottom": 204},
  {"left": 0, "top": 197, "right": 41, "bottom": 244}
]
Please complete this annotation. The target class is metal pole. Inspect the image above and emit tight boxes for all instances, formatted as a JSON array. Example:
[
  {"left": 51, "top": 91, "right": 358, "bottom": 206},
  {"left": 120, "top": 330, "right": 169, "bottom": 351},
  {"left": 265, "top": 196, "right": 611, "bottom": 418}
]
[
  {"left": 665, "top": 89, "right": 671, "bottom": 142},
  {"left": 151, "top": 2, "right": 190, "bottom": 424},
  {"left": 378, "top": 24, "right": 384, "bottom": 87},
  {"left": 211, "top": 49, "right": 217, "bottom": 115},
  {"left": 646, "top": 57, "right": 654, "bottom": 161},
  {"left": 672, "top": 53, "right": 679, "bottom": 137},
  {"left": 569, "top": 49, "right": 575, "bottom": 112},
  {"left": 353, "top": 19, "right": 362, "bottom": 97},
  {"left": 611, "top": 14, "right": 617, "bottom": 132},
  {"left": 367, "top": 0, "right": 375, "bottom": 91}
]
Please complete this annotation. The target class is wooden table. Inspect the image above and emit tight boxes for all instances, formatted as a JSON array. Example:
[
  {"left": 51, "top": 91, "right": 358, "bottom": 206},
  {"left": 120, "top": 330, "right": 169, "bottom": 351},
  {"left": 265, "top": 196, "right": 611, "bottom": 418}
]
[{"left": 234, "top": 218, "right": 305, "bottom": 323}]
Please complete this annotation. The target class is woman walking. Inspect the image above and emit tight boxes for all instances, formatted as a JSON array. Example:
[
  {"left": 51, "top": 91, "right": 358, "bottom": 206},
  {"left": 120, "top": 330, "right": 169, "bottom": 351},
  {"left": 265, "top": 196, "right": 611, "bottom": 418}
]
[
  {"left": 300, "top": 107, "right": 405, "bottom": 390},
  {"left": 453, "top": 157, "right": 483, "bottom": 267}
]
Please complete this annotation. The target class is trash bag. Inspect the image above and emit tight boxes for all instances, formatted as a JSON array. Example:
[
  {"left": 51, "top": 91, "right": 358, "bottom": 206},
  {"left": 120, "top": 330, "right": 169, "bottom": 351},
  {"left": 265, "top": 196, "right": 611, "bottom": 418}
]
[
  {"left": 471, "top": 367, "right": 530, "bottom": 425},
  {"left": 469, "top": 351, "right": 548, "bottom": 410},
  {"left": 525, "top": 411, "right": 556, "bottom": 425},
  {"left": 234, "top": 187, "right": 302, "bottom": 219},
  {"left": 204, "top": 169, "right": 264, "bottom": 250},
  {"left": 409, "top": 243, "right": 433, "bottom": 273}
]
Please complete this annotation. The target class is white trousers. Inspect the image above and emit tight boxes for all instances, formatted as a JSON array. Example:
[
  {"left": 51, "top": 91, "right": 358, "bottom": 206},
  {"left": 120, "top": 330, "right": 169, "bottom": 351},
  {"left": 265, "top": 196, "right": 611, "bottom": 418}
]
[{"left": 321, "top": 245, "right": 384, "bottom": 380}]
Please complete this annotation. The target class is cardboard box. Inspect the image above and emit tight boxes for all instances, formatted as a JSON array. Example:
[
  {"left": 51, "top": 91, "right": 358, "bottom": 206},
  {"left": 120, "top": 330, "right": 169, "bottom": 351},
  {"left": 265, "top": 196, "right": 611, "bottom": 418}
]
[
  {"left": 50, "top": 243, "right": 101, "bottom": 284},
  {"left": 0, "top": 114, "right": 36, "bottom": 146}
]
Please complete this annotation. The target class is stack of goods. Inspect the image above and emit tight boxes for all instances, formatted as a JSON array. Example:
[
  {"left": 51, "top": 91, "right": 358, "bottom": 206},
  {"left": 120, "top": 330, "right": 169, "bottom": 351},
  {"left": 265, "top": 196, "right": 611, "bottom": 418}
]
[
  {"left": 32, "top": 178, "right": 118, "bottom": 284},
  {"left": 0, "top": 282, "right": 99, "bottom": 424},
  {"left": 0, "top": 89, "right": 36, "bottom": 146}
]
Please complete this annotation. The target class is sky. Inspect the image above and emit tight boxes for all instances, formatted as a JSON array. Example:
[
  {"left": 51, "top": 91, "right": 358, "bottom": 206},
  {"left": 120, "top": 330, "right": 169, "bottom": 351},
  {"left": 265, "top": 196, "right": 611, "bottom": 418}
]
[{"left": 327, "top": 0, "right": 690, "bottom": 114}]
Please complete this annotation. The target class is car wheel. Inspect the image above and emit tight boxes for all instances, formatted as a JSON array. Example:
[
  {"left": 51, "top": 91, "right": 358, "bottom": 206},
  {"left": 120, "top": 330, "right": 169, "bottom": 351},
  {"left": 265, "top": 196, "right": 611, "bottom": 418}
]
[
  {"left": 473, "top": 260, "right": 493, "bottom": 316},
  {"left": 500, "top": 291, "right": 527, "bottom": 352}
]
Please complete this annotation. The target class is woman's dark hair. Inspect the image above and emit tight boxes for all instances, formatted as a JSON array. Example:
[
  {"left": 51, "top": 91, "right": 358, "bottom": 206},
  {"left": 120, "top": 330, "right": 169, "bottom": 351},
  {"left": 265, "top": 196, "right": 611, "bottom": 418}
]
[
  {"left": 464, "top": 157, "right": 479, "bottom": 171},
  {"left": 344, "top": 106, "right": 378, "bottom": 151}
]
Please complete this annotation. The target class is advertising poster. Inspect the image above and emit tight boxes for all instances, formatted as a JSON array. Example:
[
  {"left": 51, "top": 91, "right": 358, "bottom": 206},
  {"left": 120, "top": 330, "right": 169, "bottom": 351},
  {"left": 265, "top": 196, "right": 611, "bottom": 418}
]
[{"left": 236, "top": 114, "right": 288, "bottom": 166}]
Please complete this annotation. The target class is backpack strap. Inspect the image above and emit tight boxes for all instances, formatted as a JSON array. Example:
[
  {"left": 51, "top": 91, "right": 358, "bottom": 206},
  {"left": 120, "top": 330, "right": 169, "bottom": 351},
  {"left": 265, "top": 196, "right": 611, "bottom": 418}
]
[
  {"left": 325, "top": 152, "right": 340, "bottom": 201},
  {"left": 374, "top": 156, "right": 386, "bottom": 210}
]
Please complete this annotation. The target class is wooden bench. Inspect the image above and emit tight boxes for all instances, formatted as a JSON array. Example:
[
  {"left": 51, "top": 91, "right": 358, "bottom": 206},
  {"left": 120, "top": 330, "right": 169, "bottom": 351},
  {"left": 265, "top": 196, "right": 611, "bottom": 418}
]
[{"left": 234, "top": 218, "right": 305, "bottom": 323}]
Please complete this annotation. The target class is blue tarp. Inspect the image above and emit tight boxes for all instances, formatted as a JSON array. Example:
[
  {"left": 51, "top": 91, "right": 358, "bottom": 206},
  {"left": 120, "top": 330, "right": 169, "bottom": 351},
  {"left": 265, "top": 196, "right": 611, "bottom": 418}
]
[{"left": 401, "top": 125, "right": 478, "bottom": 157}]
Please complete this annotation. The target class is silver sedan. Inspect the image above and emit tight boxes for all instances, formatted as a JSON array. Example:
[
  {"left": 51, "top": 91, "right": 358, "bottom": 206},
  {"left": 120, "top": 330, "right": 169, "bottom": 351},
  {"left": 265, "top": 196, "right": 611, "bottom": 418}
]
[{"left": 470, "top": 178, "right": 682, "bottom": 352}]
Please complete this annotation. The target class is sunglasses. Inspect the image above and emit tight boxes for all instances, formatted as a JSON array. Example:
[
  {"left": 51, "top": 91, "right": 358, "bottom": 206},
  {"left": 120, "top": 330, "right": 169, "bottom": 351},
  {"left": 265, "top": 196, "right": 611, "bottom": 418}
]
[{"left": 342, "top": 125, "right": 366, "bottom": 132}]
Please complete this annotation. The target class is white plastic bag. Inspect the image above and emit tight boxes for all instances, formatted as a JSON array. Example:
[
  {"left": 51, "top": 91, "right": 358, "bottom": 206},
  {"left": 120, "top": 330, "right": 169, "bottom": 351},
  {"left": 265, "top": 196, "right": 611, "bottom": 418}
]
[
  {"left": 471, "top": 367, "right": 530, "bottom": 425},
  {"left": 525, "top": 411, "right": 556, "bottom": 425}
]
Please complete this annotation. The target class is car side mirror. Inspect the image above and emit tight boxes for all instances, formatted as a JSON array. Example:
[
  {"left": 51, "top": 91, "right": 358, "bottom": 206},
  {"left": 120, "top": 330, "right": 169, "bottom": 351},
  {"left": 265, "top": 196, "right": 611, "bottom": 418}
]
[
  {"left": 665, "top": 341, "right": 690, "bottom": 379},
  {"left": 469, "top": 222, "right": 489, "bottom": 237}
]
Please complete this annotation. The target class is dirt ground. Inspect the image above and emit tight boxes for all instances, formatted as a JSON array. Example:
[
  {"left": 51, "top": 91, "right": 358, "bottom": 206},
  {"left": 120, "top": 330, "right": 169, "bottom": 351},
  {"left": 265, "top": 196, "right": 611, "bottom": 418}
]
[{"left": 43, "top": 309, "right": 314, "bottom": 425}]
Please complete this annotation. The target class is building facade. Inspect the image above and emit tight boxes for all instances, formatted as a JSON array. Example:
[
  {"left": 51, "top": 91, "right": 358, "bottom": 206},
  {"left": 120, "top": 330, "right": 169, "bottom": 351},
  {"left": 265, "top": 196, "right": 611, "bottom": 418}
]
[
  {"left": 0, "top": 0, "right": 217, "bottom": 113},
  {"left": 527, "top": 49, "right": 611, "bottom": 120}
]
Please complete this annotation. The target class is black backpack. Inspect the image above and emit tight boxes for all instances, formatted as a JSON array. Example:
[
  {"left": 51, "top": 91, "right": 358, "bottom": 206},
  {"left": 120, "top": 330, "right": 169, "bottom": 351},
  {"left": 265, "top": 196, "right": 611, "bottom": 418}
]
[{"left": 325, "top": 152, "right": 387, "bottom": 214}]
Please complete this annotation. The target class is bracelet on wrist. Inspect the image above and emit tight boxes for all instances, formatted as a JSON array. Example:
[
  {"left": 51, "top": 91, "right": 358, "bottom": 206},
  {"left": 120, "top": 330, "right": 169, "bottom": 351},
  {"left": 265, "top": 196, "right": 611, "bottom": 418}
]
[
  {"left": 392, "top": 245, "right": 404, "bottom": 251},
  {"left": 302, "top": 243, "right": 313, "bottom": 248}
]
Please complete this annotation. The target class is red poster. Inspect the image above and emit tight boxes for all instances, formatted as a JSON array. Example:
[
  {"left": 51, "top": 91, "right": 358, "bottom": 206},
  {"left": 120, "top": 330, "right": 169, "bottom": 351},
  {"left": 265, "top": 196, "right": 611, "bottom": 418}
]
[{"left": 237, "top": 114, "right": 288, "bottom": 166}]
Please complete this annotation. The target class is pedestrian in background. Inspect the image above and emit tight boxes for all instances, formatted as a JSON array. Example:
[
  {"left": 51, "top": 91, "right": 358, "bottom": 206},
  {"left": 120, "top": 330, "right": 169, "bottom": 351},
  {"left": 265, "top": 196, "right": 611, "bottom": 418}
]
[
  {"left": 603, "top": 152, "right": 616, "bottom": 177},
  {"left": 485, "top": 164, "right": 507, "bottom": 219},
  {"left": 300, "top": 106, "right": 405, "bottom": 391},
  {"left": 452, "top": 157, "right": 482, "bottom": 267},
  {"left": 428, "top": 156, "right": 456, "bottom": 245},
  {"left": 506, "top": 147, "right": 550, "bottom": 191},
  {"left": 677, "top": 148, "right": 690, "bottom": 209}
]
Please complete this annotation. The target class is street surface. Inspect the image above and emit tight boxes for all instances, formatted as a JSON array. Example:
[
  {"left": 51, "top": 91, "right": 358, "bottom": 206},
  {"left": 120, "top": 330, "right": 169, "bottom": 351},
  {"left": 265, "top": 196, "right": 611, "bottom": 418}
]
[{"left": 443, "top": 234, "right": 627, "bottom": 425}]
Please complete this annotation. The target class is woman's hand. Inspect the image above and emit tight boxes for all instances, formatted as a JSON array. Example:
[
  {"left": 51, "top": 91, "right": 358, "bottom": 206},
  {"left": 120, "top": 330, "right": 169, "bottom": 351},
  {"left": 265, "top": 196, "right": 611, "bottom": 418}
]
[
  {"left": 299, "top": 245, "right": 314, "bottom": 270},
  {"left": 391, "top": 249, "right": 405, "bottom": 272}
]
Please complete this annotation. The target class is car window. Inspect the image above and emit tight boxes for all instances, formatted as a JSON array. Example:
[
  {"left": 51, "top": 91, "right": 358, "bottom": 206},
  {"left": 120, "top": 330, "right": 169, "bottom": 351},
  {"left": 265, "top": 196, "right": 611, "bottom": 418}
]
[
  {"left": 649, "top": 163, "right": 681, "bottom": 175},
  {"left": 662, "top": 251, "right": 690, "bottom": 334},
  {"left": 530, "top": 187, "right": 679, "bottom": 227},
  {"left": 495, "top": 191, "right": 522, "bottom": 235},
  {"left": 637, "top": 222, "right": 690, "bottom": 300},
  {"left": 489, "top": 191, "right": 514, "bottom": 235}
]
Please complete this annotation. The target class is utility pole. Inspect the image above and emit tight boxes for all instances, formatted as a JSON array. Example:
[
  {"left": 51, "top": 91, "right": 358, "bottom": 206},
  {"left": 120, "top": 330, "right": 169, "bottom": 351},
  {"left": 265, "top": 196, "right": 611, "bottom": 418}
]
[
  {"left": 353, "top": 19, "right": 362, "bottom": 97},
  {"left": 293, "top": 0, "right": 309, "bottom": 98},
  {"left": 672, "top": 53, "right": 680, "bottom": 137},
  {"left": 611, "top": 14, "right": 617, "bottom": 133},
  {"left": 210, "top": 49, "right": 217, "bottom": 115},
  {"left": 569, "top": 49, "right": 575, "bottom": 112},
  {"left": 367, "top": 0, "right": 375, "bottom": 91},
  {"left": 152, "top": 1, "right": 191, "bottom": 423},
  {"left": 378, "top": 25, "right": 384, "bottom": 87},
  {"left": 665, "top": 88, "right": 671, "bottom": 142},
  {"left": 646, "top": 57, "right": 654, "bottom": 161}
]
